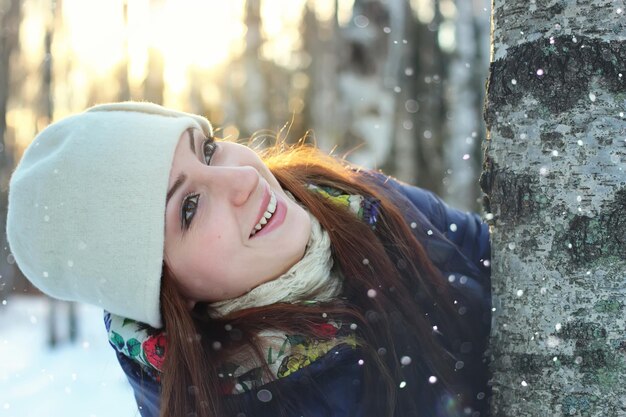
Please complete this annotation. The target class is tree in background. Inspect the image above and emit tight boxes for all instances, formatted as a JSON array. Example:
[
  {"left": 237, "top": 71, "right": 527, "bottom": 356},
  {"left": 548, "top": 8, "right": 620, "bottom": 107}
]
[
  {"left": 0, "top": 0, "right": 22, "bottom": 301},
  {"left": 482, "top": 0, "right": 625, "bottom": 415},
  {"left": 443, "top": 0, "right": 490, "bottom": 210},
  {"left": 143, "top": 0, "right": 165, "bottom": 104},
  {"left": 303, "top": 0, "right": 489, "bottom": 210}
]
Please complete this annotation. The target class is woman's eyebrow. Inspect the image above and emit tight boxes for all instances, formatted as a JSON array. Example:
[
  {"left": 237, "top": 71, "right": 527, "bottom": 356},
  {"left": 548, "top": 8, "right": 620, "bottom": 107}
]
[
  {"left": 166, "top": 173, "right": 187, "bottom": 207},
  {"left": 165, "top": 128, "right": 197, "bottom": 207}
]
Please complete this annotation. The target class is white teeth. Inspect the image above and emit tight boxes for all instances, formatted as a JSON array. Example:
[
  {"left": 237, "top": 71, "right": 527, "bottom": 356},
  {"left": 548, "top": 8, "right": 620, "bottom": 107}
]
[
  {"left": 268, "top": 193, "right": 277, "bottom": 213},
  {"left": 251, "top": 191, "right": 277, "bottom": 236}
]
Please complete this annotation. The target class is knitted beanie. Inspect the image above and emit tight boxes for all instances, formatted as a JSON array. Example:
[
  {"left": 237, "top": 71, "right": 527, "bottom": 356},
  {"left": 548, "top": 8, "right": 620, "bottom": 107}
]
[{"left": 6, "top": 102, "right": 213, "bottom": 328}]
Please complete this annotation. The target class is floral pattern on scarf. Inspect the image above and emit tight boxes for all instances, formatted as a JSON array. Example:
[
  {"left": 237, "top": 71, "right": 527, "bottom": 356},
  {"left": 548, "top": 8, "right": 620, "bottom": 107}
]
[
  {"left": 106, "top": 313, "right": 166, "bottom": 372},
  {"left": 106, "top": 310, "right": 356, "bottom": 394},
  {"left": 307, "top": 184, "right": 380, "bottom": 227},
  {"left": 216, "top": 323, "right": 357, "bottom": 394}
]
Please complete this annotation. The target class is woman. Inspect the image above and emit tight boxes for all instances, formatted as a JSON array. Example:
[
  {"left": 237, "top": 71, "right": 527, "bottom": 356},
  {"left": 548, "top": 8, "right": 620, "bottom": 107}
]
[{"left": 7, "top": 102, "right": 491, "bottom": 417}]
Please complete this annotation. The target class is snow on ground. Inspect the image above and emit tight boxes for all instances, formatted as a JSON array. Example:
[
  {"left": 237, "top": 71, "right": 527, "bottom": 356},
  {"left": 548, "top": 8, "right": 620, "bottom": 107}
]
[{"left": 0, "top": 296, "right": 138, "bottom": 417}]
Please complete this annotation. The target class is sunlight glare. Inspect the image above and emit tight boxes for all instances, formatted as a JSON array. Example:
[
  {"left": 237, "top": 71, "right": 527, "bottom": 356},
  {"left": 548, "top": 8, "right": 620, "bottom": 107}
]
[
  {"left": 63, "top": 0, "right": 245, "bottom": 92},
  {"left": 20, "top": 1, "right": 46, "bottom": 66},
  {"left": 260, "top": 0, "right": 306, "bottom": 68},
  {"left": 148, "top": 0, "right": 246, "bottom": 93},
  {"left": 63, "top": 0, "right": 125, "bottom": 75}
]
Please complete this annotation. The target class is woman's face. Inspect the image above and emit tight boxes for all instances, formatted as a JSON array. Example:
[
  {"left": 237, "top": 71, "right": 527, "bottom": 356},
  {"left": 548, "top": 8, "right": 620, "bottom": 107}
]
[{"left": 163, "top": 128, "right": 311, "bottom": 304}]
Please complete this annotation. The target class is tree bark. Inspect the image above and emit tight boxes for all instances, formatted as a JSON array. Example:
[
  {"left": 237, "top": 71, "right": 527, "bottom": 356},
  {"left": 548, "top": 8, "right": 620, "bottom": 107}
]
[{"left": 482, "top": 0, "right": 626, "bottom": 416}]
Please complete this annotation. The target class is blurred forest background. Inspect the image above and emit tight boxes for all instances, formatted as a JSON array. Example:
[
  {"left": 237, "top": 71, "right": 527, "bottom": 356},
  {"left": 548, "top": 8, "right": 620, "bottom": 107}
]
[{"left": 0, "top": 0, "right": 490, "bottom": 330}]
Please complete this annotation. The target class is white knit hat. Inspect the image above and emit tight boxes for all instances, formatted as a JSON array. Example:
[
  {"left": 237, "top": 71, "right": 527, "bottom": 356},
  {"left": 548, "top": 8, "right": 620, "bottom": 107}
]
[{"left": 6, "top": 102, "right": 212, "bottom": 328}]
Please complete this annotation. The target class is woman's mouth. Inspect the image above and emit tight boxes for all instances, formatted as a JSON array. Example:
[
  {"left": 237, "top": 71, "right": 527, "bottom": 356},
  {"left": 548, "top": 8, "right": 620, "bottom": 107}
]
[{"left": 250, "top": 191, "right": 277, "bottom": 237}]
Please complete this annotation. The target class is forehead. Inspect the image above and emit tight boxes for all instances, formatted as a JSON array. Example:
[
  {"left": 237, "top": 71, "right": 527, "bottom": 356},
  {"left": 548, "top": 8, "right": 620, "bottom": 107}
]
[{"left": 170, "top": 128, "right": 197, "bottom": 166}]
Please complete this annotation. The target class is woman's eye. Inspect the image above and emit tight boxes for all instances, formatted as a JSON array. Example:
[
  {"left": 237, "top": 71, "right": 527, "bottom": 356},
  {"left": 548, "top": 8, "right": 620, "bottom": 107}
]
[
  {"left": 181, "top": 194, "right": 199, "bottom": 229},
  {"left": 203, "top": 137, "right": 217, "bottom": 165}
]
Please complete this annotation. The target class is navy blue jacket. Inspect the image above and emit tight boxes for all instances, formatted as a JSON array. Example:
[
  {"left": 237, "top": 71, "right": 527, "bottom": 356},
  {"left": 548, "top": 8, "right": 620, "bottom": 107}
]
[{"left": 110, "top": 175, "right": 491, "bottom": 417}]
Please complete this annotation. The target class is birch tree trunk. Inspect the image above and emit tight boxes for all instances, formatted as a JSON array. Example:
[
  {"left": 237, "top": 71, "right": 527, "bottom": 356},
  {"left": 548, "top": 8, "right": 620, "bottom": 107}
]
[{"left": 482, "top": 0, "right": 626, "bottom": 416}]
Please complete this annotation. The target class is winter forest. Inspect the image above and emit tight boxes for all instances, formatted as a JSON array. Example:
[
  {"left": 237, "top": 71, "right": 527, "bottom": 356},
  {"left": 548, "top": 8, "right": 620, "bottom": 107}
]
[{"left": 0, "top": 0, "right": 624, "bottom": 416}]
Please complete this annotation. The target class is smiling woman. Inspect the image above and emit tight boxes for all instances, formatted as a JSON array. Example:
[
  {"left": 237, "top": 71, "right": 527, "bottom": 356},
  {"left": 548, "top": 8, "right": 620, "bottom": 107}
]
[
  {"left": 6, "top": 102, "right": 492, "bottom": 417},
  {"left": 164, "top": 128, "right": 311, "bottom": 305}
]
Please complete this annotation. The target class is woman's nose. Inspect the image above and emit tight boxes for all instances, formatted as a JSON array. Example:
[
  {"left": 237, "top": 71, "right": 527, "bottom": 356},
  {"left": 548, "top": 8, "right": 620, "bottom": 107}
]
[{"left": 207, "top": 166, "right": 259, "bottom": 206}]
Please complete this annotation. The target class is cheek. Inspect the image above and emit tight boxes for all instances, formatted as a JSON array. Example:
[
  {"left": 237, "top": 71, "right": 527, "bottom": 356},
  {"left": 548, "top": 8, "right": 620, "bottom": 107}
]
[{"left": 179, "top": 239, "right": 238, "bottom": 285}]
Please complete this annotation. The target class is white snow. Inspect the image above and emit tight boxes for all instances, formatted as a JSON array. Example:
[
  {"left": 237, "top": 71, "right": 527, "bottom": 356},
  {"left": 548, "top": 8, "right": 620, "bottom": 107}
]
[{"left": 0, "top": 296, "right": 138, "bottom": 417}]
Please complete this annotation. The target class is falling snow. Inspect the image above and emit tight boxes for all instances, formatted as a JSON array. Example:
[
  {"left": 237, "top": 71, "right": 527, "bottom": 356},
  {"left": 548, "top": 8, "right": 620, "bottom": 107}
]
[
  {"left": 405, "top": 99, "right": 419, "bottom": 113},
  {"left": 257, "top": 389, "right": 273, "bottom": 402},
  {"left": 354, "top": 15, "right": 369, "bottom": 28}
]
